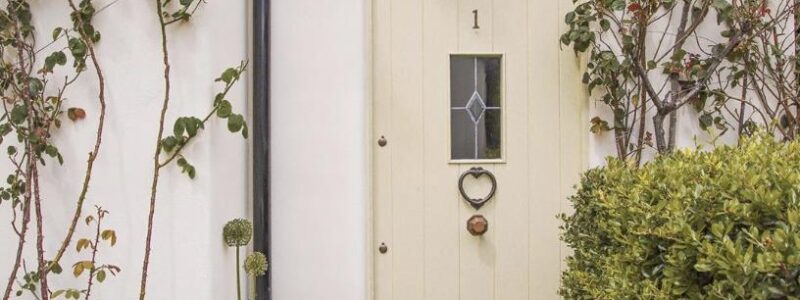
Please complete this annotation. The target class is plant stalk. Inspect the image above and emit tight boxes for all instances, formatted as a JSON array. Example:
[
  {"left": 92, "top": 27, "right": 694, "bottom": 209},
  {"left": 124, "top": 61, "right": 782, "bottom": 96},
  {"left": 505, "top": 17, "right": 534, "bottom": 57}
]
[
  {"left": 140, "top": 0, "right": 171, "bottom": 298},
  {"left": 2, "top": 190, "right": 31, "bottom": 300},
  {"left": 32, "top": 164, "right": 49, "bottom": 300},
  {"left": 85, "top": 209, "right": 102, "bottom": 300},
  {"left": 50, "top": 0, "right": 108, "bottom": 276},
  {"left": 236, "top": 246, "right": 242, "bottom": 300}
]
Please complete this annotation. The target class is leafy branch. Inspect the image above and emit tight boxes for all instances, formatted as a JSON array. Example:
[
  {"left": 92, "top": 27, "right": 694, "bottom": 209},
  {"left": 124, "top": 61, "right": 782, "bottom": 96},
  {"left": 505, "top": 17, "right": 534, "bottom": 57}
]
[
  {"left": 48, "top": 0, "right": 109, "bottom": 278},
  {"left": 158, "top": 62, "right": 249, "bottom": 177},
  {"left": 138, "top": 1, "right": 248, "bottom": 299},
  {"left": 562, "top": 0, "right": 800, "bottom": 163}
]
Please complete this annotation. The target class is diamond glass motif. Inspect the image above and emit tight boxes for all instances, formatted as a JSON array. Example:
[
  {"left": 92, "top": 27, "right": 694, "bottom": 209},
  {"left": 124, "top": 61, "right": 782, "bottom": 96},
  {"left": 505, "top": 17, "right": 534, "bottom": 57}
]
[{"left": 466, "top": 91, "right": 486, "bottom": 124}]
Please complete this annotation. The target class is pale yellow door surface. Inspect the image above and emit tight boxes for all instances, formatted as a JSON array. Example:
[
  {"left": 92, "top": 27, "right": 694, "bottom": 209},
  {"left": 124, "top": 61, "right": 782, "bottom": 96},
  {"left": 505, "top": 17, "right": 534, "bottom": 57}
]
[{"left": 372, "top": 0, "right": 586, "bottom": 299}]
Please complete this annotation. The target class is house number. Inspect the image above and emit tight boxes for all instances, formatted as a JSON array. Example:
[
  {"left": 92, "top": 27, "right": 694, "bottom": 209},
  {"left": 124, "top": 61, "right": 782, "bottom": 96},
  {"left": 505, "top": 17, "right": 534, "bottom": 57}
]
[{"left": 472, "top": 9, "right": 480, "bottom": 29}]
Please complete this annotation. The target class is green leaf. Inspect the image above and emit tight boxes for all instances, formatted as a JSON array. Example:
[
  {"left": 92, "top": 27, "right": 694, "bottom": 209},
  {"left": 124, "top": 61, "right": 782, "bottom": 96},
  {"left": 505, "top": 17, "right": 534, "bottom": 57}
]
[
  {"left": 10, "top": 105, "right": 27, "bottom": 124},
  {"left": 670, "top": 49, "right": 687, "bottom": 62},
  {"left": 173, "top": 118, "right": 186, "bottom": 137},
  {"left": 216, "top": 100, "right": 232, "bottom": 118},
  {"left": 599, "top": 19, "right": 611, "bottom": 31},
  {"left": 28, "top": 78, "right": 43, "bottom": 95},
  {"left": 699, "top": 113, "right": 713, "bottom": 130},
  {"left": 184, "top": 117, "right": 202, "bottom": 137},
  {"left": 81, "top": 261, "right": 94, "bottom": 269},
  {"left": 217, "top": 68, "right": 240, "bottom": 85},
  {"left": 162, "top": 136, "right": 178, "bottom": 153},
  {"left": 43, "top": 51, "right": 67, "bottom": 73},
  {"left": 590, "top": 117, "right": 611, "bottom": 134},
  {"left": 50, "top": 262, "right": 63, "bottom": 275},
  {"left": 101, "top": 229, "right": 117, "bottom": 246},
  {"left": 177, "top": 158, "right": 196, "bottom": 179},
  {"left": 565, "top": 12, "right": 576, "bottom": 23},
  {"left": 96, "top": 270, "right": 106, "bottom": 283},
  {"left": 68, "top": 37, "right": 87, "bottom": 58},
  {"left": 610, "top": 0, "right": 626, "bottom": 10},
  {"left": 76, "top": 238, "right": 91, "bottom": 252},
  {"left": 73, "top": 263, "right": 85, "bottom": 277},
  {"left": 711, "top": 0, "right": 731, "bottom": 10},
  {"left": 227, "top": 114, "right": 244, "bottom": 133}
]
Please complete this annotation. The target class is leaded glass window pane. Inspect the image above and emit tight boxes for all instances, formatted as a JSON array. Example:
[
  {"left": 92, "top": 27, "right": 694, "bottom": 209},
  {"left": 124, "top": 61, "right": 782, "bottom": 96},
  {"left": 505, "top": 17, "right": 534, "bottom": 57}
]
[{"left": 450, "top": 56, "right": 502, "bottom": 160}]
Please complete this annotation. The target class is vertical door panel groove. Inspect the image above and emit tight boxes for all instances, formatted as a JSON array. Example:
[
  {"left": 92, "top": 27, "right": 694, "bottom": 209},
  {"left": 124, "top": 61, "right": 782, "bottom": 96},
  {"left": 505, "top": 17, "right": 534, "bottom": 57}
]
[{"left": 423, "top": 0, "right": 459, "bottom": 299}]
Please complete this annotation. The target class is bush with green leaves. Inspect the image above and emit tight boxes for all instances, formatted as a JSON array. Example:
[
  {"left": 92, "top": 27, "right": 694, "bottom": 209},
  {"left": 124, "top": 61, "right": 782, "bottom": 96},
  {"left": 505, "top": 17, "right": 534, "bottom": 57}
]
[{"left": 561, "top": 134, "right": 800, "bottom": 299}]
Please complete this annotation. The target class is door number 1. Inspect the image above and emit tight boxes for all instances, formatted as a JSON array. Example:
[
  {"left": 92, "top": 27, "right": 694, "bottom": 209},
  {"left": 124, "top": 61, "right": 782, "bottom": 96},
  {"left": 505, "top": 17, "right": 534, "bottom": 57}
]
[{"left": 472, "top": 9, "right": 480, "bottom": 29}]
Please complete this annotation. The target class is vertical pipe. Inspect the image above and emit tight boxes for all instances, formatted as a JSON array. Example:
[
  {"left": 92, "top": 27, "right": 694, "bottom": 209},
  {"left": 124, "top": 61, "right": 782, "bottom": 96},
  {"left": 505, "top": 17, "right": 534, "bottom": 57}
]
[{"left": 252, "top": 0, "right": 271, "bottom": 299}]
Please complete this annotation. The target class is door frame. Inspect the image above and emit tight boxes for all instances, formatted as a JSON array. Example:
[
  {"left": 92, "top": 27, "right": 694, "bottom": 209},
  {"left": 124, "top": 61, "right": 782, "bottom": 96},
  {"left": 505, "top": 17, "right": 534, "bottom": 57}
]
[
  {"left": 252, "top": 0, "right": 271, "bottom": 299},
  {"left": 366, "top": 0, "right": 589, "bottom": 299}
]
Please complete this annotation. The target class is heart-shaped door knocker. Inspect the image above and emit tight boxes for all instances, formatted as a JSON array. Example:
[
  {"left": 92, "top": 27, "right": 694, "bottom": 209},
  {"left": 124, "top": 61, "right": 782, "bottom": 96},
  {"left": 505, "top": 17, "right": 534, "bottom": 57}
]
[{"left": 458, "top": 167, "right": 497, "bottom": 210}]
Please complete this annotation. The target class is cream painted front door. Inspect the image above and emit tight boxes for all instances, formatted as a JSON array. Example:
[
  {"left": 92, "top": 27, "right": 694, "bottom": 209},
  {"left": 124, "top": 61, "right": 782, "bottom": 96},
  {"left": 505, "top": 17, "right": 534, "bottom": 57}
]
[{"left": 372, "top": 0, "right": 586, "bottom": 299}]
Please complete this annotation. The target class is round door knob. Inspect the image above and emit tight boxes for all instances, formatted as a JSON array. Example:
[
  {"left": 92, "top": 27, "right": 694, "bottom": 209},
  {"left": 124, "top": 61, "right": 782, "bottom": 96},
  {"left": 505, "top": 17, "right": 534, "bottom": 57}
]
[{"left": 467, "top": 215, "right": 488, "bottom": 236}]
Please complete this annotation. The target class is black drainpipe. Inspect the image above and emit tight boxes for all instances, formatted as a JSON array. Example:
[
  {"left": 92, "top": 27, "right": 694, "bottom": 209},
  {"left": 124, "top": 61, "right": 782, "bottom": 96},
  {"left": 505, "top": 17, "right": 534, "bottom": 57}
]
[{"left": 252, "top": 0, "right": 270, "bottom": 299}]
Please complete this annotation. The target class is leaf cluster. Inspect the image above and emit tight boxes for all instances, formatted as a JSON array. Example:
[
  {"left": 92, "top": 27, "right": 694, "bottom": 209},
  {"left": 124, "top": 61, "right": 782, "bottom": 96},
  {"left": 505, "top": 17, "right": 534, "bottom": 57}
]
[
  {"left": 161, "top": 0, "right": 204, "bottom": 25},
  {"left": 55, "top": 206, "right": 121, "bottom": 298},
  {"left": 560, "top": 0, "right": 798, "bottom": 161},
  {"left": 561, "top": 133, "right": 800, "bottom": 299},
  {"left": 158, "top": 62, "right": 248, "bottom": 179}
]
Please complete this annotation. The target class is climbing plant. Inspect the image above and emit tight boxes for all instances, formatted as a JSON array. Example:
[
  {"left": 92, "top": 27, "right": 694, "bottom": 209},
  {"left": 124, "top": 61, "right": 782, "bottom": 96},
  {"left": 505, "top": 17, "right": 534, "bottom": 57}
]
[
  {"left": 0, "top": 0, "right": 114, "bottom": 299},
  {"left": 0, "top": 1, "right": 250, "bottom": 300},
  {"left": 138, "top": 0, "right": 249, "bottom": 299},
  {"left": 562, "top": 0, "right": 800, "bottom": 164}
]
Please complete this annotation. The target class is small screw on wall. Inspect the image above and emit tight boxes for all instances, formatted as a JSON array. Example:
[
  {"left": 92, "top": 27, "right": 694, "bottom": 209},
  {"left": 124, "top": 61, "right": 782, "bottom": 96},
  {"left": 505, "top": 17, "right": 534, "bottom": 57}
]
[{"left": 378, "top": 136, "right": 388, "bottom": 147}]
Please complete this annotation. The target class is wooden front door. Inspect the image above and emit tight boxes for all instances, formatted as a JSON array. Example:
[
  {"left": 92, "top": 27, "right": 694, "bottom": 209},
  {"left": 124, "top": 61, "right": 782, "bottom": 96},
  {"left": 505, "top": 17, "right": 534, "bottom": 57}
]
[{"left": 372, "top": 0, "right": 586, "bottom": 299}]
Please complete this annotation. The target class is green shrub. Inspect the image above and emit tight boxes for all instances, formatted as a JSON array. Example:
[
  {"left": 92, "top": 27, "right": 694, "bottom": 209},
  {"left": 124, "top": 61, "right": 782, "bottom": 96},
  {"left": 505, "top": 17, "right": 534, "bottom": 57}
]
[{"left": 561, "top": 134, "right": 800, "bottom": 299}]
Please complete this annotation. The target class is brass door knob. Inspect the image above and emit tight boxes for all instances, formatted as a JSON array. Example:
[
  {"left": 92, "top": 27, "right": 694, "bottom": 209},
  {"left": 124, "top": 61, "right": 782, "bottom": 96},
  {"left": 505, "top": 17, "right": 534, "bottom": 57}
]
[
  {"left": 378, "top": 243, "right": 389, "bottom": 254},
  {"left": 467, "top": 215, "right": 488, "bottom": 236}
]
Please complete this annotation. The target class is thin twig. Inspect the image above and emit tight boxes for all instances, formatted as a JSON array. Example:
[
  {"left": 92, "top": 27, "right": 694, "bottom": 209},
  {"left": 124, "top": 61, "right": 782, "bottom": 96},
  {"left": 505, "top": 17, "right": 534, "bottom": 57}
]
[
  {"left": 49, "top": 0, "right": 109, "bottom": 276},
  {"left": 139, "top": 0, "right": 171, "bottom": 298},
  {"left": 84, "top": 208, "right": 104, "bottom": 300}
]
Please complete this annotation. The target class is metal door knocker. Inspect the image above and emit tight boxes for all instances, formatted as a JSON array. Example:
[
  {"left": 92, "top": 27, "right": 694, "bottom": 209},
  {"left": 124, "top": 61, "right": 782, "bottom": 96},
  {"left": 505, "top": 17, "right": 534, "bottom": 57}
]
[{"left": 458, "top": 167, "right": 497, "bottom": 210}]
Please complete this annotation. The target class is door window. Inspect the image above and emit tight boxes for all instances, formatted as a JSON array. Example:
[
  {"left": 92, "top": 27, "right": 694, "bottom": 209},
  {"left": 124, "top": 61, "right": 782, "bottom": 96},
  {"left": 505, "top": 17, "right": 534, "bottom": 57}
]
[{"left": 450, "top": 55, "right": 502, "bottom": 160}]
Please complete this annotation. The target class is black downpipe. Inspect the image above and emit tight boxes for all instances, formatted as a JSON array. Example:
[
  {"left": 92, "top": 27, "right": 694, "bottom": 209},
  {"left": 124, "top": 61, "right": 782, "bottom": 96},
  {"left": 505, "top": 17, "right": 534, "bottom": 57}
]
[{"left": 252, "top": 0, "right": 271, "bottom": 299}]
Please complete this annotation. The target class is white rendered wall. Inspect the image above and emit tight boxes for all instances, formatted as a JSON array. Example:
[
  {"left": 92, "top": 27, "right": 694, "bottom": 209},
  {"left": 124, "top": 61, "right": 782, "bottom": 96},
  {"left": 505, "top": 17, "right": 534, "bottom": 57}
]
[
  {"left": 0, "top": 1, "right": 249, "bottom": 299},
  {"left": 270, "top": 0, "right": 369, "bottom": 299}
]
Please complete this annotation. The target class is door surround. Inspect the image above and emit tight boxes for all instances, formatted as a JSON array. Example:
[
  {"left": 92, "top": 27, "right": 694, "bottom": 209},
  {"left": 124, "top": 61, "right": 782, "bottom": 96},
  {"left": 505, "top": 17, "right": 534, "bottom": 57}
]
[{"left": 365, "top": 0, "right": 589, "bottom": 298}]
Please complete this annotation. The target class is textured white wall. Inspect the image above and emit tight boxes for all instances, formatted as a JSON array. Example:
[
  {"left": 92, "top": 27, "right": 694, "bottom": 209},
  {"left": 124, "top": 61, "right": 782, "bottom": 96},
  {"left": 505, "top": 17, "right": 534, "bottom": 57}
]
[
  {"left": 270, "top": 0, "right": 369, "bottom": 299},
  {"left": 0, "top": 1, "right": 249, "bottom": 299}
]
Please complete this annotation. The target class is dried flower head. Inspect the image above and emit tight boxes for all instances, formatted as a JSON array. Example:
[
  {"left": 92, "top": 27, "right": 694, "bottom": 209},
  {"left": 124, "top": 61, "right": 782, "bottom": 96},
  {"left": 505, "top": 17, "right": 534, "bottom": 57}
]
[
  {"left": 244, "top": 251, "right": 268, "bottom": 277},
  {"left": 223, "top": 218, "right": 253, "bottom": 247}
]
